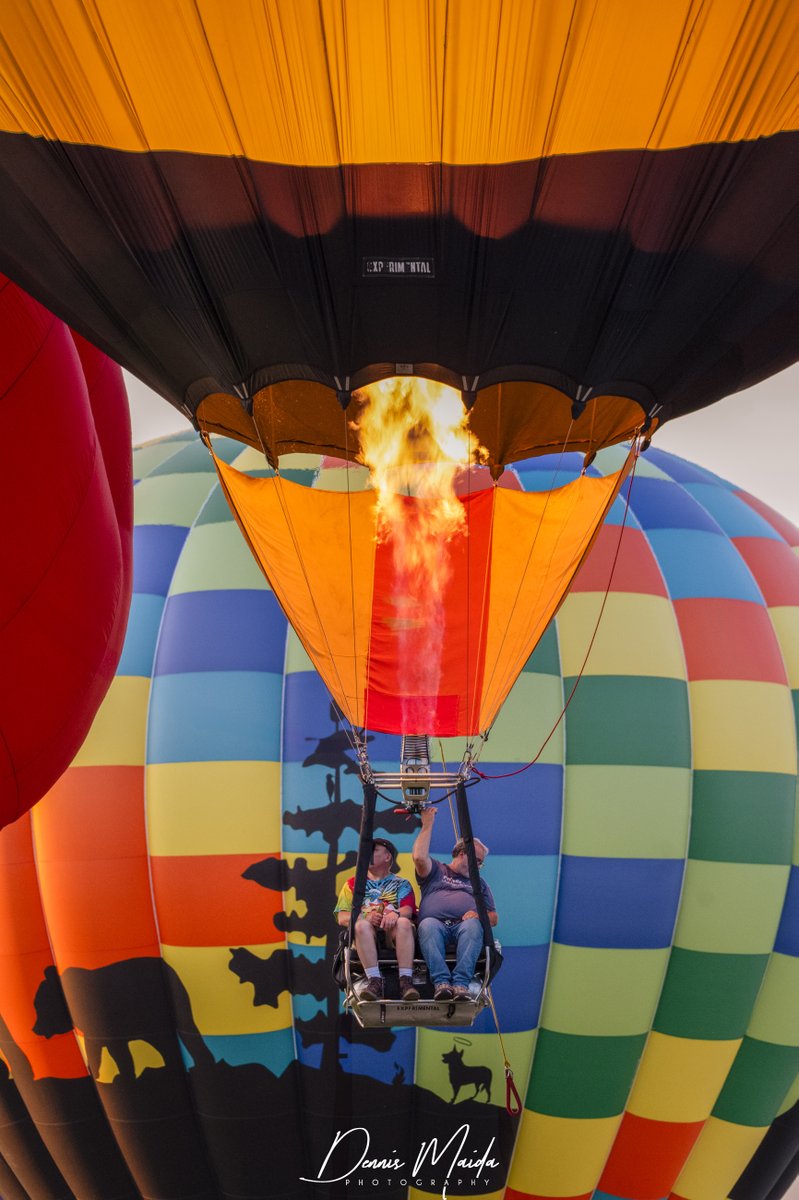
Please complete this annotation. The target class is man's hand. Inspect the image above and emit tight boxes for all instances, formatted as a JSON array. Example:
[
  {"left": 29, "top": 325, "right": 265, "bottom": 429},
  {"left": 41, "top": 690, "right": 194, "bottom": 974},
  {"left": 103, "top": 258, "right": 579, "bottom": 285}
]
[
  {"left": 381, "top": 908, "right": 398, "bottom": 931},
  {"left": 462, "top": 909, "right": 479, "bottom": 921}
]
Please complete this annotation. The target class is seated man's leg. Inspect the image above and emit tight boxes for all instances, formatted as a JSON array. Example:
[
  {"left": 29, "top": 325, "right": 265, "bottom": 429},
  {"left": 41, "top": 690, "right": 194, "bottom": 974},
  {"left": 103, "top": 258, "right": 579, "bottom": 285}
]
[
  {"left": 417, "top": 918, "right": 451, "bottom": 987},
  {"left": 451, "top": 918, "right": 483, "bottom": 989},
  {"left": 388, "top": 921, "right": 420, "bottom": 1000},
  {"left": 354, "top": 918, "right": 384, "bottom": 1000}
]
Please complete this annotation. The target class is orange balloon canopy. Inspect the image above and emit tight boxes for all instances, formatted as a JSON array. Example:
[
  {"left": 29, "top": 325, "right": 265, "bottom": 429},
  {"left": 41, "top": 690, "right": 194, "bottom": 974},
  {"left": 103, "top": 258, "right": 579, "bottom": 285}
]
[{"left": 213, "top": 448, "right": 634, "bottom": 735}]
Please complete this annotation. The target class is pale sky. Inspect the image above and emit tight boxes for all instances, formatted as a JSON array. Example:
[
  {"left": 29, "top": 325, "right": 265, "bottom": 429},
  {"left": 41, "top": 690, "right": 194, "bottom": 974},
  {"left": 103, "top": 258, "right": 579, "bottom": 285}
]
[{"left": 127, "top": 363, "right": 799, "bottom": 525}]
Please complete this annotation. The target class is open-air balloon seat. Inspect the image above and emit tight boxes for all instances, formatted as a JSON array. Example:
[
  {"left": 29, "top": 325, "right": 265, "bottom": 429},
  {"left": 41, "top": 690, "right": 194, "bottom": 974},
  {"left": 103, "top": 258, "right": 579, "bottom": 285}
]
[{"left": 341, "top": 931, "right": 497, "bottom": 1029}]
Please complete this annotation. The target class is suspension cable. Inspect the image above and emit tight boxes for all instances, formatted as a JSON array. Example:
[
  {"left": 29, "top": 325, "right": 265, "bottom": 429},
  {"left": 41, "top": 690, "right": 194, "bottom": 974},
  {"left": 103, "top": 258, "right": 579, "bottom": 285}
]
[{"left": 474, "top": 443, "right": 640, "bottom": 781}]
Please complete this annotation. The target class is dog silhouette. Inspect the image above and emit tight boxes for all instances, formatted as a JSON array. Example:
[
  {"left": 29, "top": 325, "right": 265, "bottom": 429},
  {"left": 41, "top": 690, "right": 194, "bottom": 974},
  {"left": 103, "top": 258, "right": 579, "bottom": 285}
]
[
  {"left": 441, "top": 1046, "right": 492, "bottom": 1103},
  {"left": 33, "top": 959, "right": 213, "bottom": 1082}
]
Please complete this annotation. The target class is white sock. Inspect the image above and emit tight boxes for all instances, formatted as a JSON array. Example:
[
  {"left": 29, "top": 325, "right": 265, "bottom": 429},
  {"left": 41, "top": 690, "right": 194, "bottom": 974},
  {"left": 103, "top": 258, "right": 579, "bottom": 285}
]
[
  {"left": 399, "top": 969, "right": 412, "bottom": 978},
  {"left": 365, "top": 966, "right": 381, "bottom": 979}
]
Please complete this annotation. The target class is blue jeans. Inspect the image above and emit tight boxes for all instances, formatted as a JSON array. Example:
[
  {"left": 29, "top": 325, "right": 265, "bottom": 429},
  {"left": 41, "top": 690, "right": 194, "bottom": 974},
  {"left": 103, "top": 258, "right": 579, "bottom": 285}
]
[{"left": 417, "top": 917, "right": 483, "bottom": 988}]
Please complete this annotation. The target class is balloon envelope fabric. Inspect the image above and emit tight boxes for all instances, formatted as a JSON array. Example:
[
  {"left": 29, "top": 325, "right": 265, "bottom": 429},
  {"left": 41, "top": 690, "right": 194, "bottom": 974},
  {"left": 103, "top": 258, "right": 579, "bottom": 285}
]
[
  {"left": 0, "top": 0, "right": 798, "bottom": 462},
  {"left": 0, "top": 274, "right": 133, "bottom": 829},
  {"left": 0, "top": 434, "right": 797, "bottom": 1200}
]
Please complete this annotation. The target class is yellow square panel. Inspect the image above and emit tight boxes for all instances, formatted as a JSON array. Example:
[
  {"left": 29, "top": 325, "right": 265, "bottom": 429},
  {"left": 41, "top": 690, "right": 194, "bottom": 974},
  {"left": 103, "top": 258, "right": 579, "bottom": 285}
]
[
  {"left": 557, "top": 594, "right": 684, "bottom": 679},
  {"left": 627, "top": 1031, "right": 740, "bottom": 1123},
  {"left": 162, "top": 943, "right": 293, "bottom": 1036},
  {"left": 673, "top": 1116, "right": 768, "bottom": 1200},
  {"left": 71, "top": 678, "right": 150, "bottom": 767},
  {"left": 769, "top": 608, "right": 799, "bottom": 689},
  {"left": 508, "top": 1110, "right": 620, "bottom": 1196},
  {"left": 689, "top": 681, "right": 796, "bottom": 774},
  {"left": 146, "top": 761, "right": 281, "bottom": 855}
]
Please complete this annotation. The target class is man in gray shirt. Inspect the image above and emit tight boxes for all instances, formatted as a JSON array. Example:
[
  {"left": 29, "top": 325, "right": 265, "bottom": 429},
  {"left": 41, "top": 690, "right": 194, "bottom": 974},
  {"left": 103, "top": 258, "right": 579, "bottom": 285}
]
[{"left": 412, "top": 807, "right": 498, "bottom": 1001}]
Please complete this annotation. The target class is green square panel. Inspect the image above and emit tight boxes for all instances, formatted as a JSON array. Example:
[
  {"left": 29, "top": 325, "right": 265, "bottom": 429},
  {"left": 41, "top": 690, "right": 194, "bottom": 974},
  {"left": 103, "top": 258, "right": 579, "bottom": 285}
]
[
  {"left": 748, "top": 954, "right": 799, "bottom": 1047},
  {"left": 689, "top": 771, "right": 795, "bottom": 865},
  {"left": 133, "top": 435, "right": 194, "bottom": 479},
  {"left": 653, "top": 948, "right": 769, "bottom": 1040},
  {"left": 478, "top": 673, "right": 565, "bottom": 764},
  {"left": 542, "top": 945, "right": 669, "bottom": 1037},
  {"left": 563, "top": 676, "right": 690, "bottom": 767},
  {"left": 195, "top": 486, "right": 236, "bottom": 526},
  {"left": 169, "top": 524, "right": 269, "bottom": 595},
  {"left": 133, "top": 474, "right": 219, "bottom": 527},
  {"left": 522, "top": 623, "right": 561, "bottom": 676},
  {"left": 713, "top": 1036, "right": 799, "bottom": 1127},
  {"left": 526, "top": 1028, "right": 646, "bottom": 1119}
]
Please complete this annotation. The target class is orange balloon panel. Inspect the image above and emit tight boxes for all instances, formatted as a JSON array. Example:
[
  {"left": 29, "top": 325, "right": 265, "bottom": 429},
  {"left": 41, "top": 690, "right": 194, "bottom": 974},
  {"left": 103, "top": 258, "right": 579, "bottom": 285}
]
[{"left": 150, "top": 855, "right": 286, "bottom": 946}]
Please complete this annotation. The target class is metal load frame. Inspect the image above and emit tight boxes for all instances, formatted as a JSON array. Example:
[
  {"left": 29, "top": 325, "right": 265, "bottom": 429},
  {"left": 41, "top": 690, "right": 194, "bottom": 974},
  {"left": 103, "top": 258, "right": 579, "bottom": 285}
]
[{"left": 356, "top": 733, "right": 473, "bottom": 810}]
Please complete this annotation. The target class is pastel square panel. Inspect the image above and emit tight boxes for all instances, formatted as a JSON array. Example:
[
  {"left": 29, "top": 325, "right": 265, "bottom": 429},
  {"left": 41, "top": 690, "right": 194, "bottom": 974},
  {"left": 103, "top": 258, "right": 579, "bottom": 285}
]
[
  {"left": 557, "top": 593, "right": 684, "bottom": 678},
  {"left": 564, "top": 677, "right": 690, "bottom": 768},
  {"left": 542, "top": 945, "right": 669, "bottom": 1037},
  {"left": 147, "top": 671, "right": 283, "bottom": 764},
  {"left": 733, "top": 493, "right": 799, "bottom": 547},
  {"left": 132, "top": 525, "right": 189, "bottom": 595},
  {"left": 563, "top": 766, "right": 690, "bottom": 859},
  {"left": 133, "top": 436, "right": 194, "bottom": 480},
  {"left": 644, "top": 530, "right": 763, "bottom": 602},
  {"left": 146, "top": 761, "right": 282, "bottom": 856},
  {"left": 628, "top": 478, "right": 720, "bottom": 533},
  {"left": 508, "top": 1110, "right": 621, "bottom": 1198},
  {"left": 568, "top": 526, "right": 666, "bottom": 597},
  {"left": 689, "top": 680, "right": 796, "bottom": 774},
  {"left": 117, "top": 594, "right": 165, "bottom": 677},
  {"left": 527, "top": 1029, "right": 646, "bottom": 1118},
  {"left": 733, "top": 538, "right": 799, "bottom": 606},
  {"left": 674, "top": 860, "right": 791, "bottom": 955},
  {"left": 134, "top": 473, "right": 218, "bottom": 526},
  {"left": 653, "top": 949, "right": 769, "bottom": 1041},
  {"left": 769, "top": 608, "right": 799, "bottom": 688},
  {"left": 599, "top": 1111, "right": 705, "bottom": 1200},
  {"left": 713, "top": 1037, "right": 799, "bottom": 1127},
  {"left": 671, "top": 1116, "right": 768, "bottom": 1200},
  {"left": 746, "top": 954, "right": 799, "bottom": 1048},
  {"left": 446, "top": 764, "right": 562, "bottom": 856},
  {"left": 150, "top": 439, "right": 238, "bottom": 474},
  {"left": 688, "top": 771, "right": 795, "bottom": 865},
  {"left": 169, "top": 522, "right": 270, "bottom": 592},
  {"left": 467, "top": 945, "right": 550, "bottom": 1033},
  {"left": 682, "top": 485, "right": 784, "bottom": 539},
  {"left": 644, "top": 450, "right": 722, "bottom": 486},
  {"left": 554, "top": 856, "right": 683, "bottom": 949},
  {"left": 674, "top": 598, "right": 787, "bottom": 683},
  {"left": 154, "top": 591, "right": 286, "bottom": 674},
  {"left": 627, "top": 1031, "right": 740, "bottom": 1123},
  {"left": 487, "top": 856, "right": 559, "bottom": 946},
  {"left": 477, "top": 672, "right": 565, "bottom": 764}
]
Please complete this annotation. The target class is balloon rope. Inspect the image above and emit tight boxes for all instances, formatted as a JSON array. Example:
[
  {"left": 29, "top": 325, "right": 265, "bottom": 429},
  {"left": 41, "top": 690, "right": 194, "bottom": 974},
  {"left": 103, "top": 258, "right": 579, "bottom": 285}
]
[
  {"left": 486, "top": 988, "right": 523, "bottom": 1116},
  {"left": 473, "top": 446, "right": 640, "bottom": 781}
]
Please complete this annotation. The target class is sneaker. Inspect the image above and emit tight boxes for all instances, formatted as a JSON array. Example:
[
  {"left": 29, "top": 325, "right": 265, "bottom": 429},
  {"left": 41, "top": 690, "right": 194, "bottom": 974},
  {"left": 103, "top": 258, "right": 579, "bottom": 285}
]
[
  {"left": 399, "top": 977, "right": 420, "bottom": 1001},
  {"left": 451, "top": 985, "right": 471, "bottom": 1000},
  {"left": 360, "top": 977, "right": 383, "bottom": 1001},
  {"left": 434, "top": 983, "right": 454, "bottom": 1001}
]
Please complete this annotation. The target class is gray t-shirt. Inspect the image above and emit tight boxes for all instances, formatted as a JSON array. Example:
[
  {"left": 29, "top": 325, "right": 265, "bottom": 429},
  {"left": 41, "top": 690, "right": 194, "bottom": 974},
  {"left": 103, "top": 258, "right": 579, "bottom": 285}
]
[{"left": 417, "top": 859, "right": 496, "bottom": 922}]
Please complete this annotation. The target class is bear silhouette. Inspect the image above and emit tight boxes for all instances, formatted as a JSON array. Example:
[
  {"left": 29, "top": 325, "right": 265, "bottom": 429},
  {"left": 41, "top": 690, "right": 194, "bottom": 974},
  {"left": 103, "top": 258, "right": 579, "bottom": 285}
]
[{"left": 33, "top": 959, "right": 214, "bottom": 1082}]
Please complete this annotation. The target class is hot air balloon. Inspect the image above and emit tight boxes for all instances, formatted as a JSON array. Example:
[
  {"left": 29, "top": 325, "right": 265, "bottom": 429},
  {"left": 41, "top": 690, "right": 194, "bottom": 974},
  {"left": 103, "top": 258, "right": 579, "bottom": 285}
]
[
  {"left": 0, "top": 274, "right": 133, "bottom": 828},
  {"left": 0, "top": 434, "right": 796, "bottom": 1200},
  {"left": 0, "top": 1, "right": 796, "bottom": 780}
]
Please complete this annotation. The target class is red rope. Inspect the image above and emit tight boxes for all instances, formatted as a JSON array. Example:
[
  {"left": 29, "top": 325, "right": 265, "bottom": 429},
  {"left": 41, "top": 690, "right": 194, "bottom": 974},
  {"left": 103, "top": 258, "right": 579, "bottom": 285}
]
[{"left": 473, "top": 449, "right": 640, "bottom": 782}]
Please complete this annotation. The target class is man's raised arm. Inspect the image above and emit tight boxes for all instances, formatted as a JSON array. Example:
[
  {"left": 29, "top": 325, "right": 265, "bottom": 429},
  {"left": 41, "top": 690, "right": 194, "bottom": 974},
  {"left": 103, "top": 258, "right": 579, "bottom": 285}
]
[{"left": 412, "top": 807, "right": 435, "bottom": 879}]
